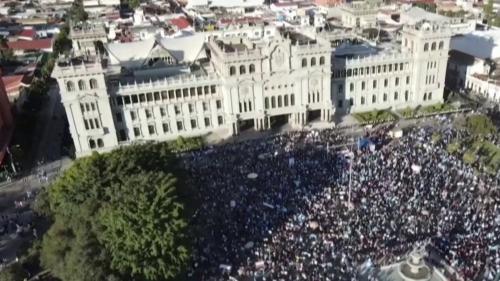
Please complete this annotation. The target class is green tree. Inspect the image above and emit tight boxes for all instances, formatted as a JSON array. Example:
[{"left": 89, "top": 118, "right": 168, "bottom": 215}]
[
  {"left": 0, "top": 263, "right": 28, "bottom": 281},
  {"left": 99, "top": 172, "right": 189, "bottom": 280},
  {"left": 38, "top": 144, "right": 189, "bottom": 281},
  {"left": 68, "top": 0, "right": 88, "bottom": 22},
  {"left": 484, "top": 0, "right": 494, "bottom": 24},
  {"left": 53, "top": 24, "right": 72, "bottom": 56},
  {"left": 128, "top": 0, "right": 140, "bottom": 9}
]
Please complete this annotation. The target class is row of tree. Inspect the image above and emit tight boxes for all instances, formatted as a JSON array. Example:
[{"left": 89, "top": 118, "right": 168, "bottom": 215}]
[{"left": 33, "top": 143, "right": 192, "bottom": 281}]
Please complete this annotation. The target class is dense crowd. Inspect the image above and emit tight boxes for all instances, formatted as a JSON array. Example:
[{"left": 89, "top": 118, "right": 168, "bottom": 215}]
[{"left": 183, "top": 122, "right": 500, "bottom": 281}]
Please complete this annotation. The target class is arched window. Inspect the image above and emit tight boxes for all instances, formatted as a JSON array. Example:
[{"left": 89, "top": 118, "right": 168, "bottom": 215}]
[
  {"left": 66, "top": 81, "right": 75, "bottom": 92},
  {"left": 361, "top": 96, "right": 365, "bottom": 105},
  {"left": 428, "top": 92, "right": 432, "bottom": 100},
  {"left": 278, "top": 95, "right": 282, "bottom": 107},
  {"left": 90, "top": 79, "right": 98, "bottom": 89},
  {"left": 265, "top": 97, "right": 269, "bottom": 109},
  {"left": 97, "top": 139, "right": 104, "bottom": 148},
  {"left": 302, "top": 58, "right": 307, "bottom": 68},
  {"left": 394, "top": 91, "right": 398, "bottom": 100},
  {"left": 383, "top": 93, "right": 387, "bottom": 102},
  {"left": 423, "top": 93, "right": 427, "bottom": 101},
  {"left": 89, "top": 139, "right": 96, "bottom": 149},
  {"left": 372, "top": 94, "right": 376, "bottom": 103},
  {"left": 438, "top": 41, "right": 444, "bottom": 50},
  {"left": 290, "top": 94, "right": 295, "bottom": 106},
  {"left": 405, "top": 90, "right": 409, "bottom": 101},
  {"left": 78, "top": 80, "right": 86, "bottom": 90},
  {"left": 271, "top": 96, "right": 276, "bottom": 108},
  {"left": 424, "top": 43, "right": 429, "bottom": 51},
  {"left": 249, "top": 64, "right": 255, "bottom": 73},
  {"left": 229, "top": 66, "right": 236, "bottom": 76},
  {"left": 431, "top": 42, "right": 436, "bottom": 51},
  {"left": 311, "top": 57, "right": 316, "bottom": 66},
  {"left": 284, "top": 95, "right": 289, "bottom": 106},
  {"left": 319, "top": 56, "right": 325, "bottom": 65},
  {"left": 240, "top": 65, "right": 246, "bottom": 75}
]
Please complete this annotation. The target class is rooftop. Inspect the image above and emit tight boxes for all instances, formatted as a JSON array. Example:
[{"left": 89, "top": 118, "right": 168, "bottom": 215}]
[
  {"left": 6, "top": 38, "right": 53, "bottom": 50},
  {"left": 451, "top": 29, "right": 500, "bottom": 60}
]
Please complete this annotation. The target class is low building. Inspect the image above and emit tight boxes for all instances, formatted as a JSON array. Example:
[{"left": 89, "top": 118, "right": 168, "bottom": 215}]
[
  {"left": 447, "top": 29, "right": 500, "bottom": 104},
  {"left": 6, "top": 38, "right": 54, "bottom": 56},
  {"left": 0, "top": 71, "right": 13, "bottom": 166}
]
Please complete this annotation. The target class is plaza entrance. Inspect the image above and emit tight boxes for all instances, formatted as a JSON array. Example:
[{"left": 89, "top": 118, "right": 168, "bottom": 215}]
[{"left": 269, "top": 114, "right": 289, "bottom": 129}]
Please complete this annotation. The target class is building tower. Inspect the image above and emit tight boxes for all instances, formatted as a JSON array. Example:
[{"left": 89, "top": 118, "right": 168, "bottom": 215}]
[
  {"left": 401, "top": 21, "right": 451, "bottom": 106},
  {"left": 70, "top": 22, "right": 108, "bottom": 57},
  {"left": 52, "top": 58, "right": 119, "bottom": 157}
]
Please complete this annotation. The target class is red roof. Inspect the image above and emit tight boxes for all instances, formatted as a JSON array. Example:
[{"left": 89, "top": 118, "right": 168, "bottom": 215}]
[
  {"left": 169, "top": 17, "right": 190, "bottom": 29},
  {"left": 2, "top": 75, "right": 26, "bottom": 96},
  {"left": 18, "top": 28, "right": 36, "bottom": 39},
  {"left": 7, "top": 38, "right": 53, "bottom": 51}
]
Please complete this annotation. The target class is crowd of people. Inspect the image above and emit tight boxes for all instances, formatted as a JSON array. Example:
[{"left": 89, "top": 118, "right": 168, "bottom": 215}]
[{"left": 183, "top": 120, "right": 500, "bottom": 281}]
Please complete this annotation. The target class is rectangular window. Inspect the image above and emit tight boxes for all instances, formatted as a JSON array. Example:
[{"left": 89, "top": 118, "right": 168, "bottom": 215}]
[
  {"left": 395, "top": 63, "right": 398, "bottom": 71},
  {"left": 139, "top": 94, "right": 146, "bottom": 103},
  {"left": 91, "top": 103, "right": 96, "bottom": 111},
  {"left": 84, "top": 119, "right": 89, "bottom": 130},
  {"left": 132, "top": 95, "right": 138, "bottom": 104},
  {"left": 161, "top": 91, "right": 168, "bottom": 100},
  {"left": 118, "top": 129, "right": 127, "bottom": 141},
  {"left": 203, "top": 102, "right": 208, "bottom": 111},
  {"left": 162, "top": 123, "right": 169, "bottom": 133},
  {"left": 373, "top": 80, "right": 377, "bottom": 89},
  {"left": 389, "top": 64, "right": 392, "bottom": 72},
  {"left": 204, "top": 117, "right": 210, "bottom": 127},
  {"left": 395, "top": 78, "right": 399, "bottom": 86},
  {"left": 146, "top": 93, "right": 153, "bottom": 102},
  {"left": 183, "top": 88, "right": 189, "bottom": 98},
  {"left": 130, "top": 111, "right": 137, "bottom": 121},
  {"left": 211, "top": 85, "right": 216, "bottom": 94},
  {"left": 400, "top": 63, "right": 404, "bottom": 70},
  {"left": 190, "top": 87, "right": 196, "bottom": 97},
  {"left": 217, "top": 116, "right": 223, "bottom": 125},
  {"left": 160, "top": 108, "right": 166, "bottom": 117},
  {"left": 116, "top": 112, "right": 122, "bottom": 122},
  {"left": 80, "top": 104, "right": 85, "bottom": 112},
  {"left": 189, "top": 104, "right": 194, "bottom": 113},
  {"left": 174, "top": 105, "right": 181, "bottom": 115},
  {"left": 148, "top": 125, "right": 155, "bottom": 135},
  {"left": 134, "top": 127, "right": 140, "bottom": 137},
  {"left": 175, "top": 90, "right": 182, "bottom": 99},
  {"left": 154, "top": 92, "right": 160, "bottom": 101},
  {"left": 383, "top": 65, "right": 387, "bottom": 72},
  {"left": 168, "top": 90, "right": 175, "bottom": 99},
  {"left": 406, "top": 76, "right": 410, "bottom": 84},
  {"left": 191, "top": 119, "right": 197, "bottom": 129},
  {"left": 124, "top": 96, "right": 131, "bottom": 104},
  {"left": 204, "top": 86, "right": 209, "bottom": 95},
  {"left": 384, "top": 79, "right": 388, "bottom": 87},
  {"left": 177, "top": 121, "right": 183, "bottom": 131},
  {"left": 216, "top": 100, "right": 222, "bottom": 109},
  {"left": 145, "top": 109, "right": 152, "bottom": 119},
  {"left": 94, "top": 118, "right": 100, "bottom": 129},
  {"left": 117, "top": 97, "right": 123, "bottom": 106},
  {"left": 197, "top": 87, "right": 203, "bottom": 96}
]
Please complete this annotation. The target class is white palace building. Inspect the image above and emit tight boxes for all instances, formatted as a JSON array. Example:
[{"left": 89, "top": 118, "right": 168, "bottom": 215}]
[{"left": 52, "top": 15, "right": 451, "bottom": 156}]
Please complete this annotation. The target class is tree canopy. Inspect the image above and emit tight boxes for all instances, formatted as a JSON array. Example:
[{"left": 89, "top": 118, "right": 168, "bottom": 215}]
[{"left": 37, "top": 143, "right": 190, "bottom": 281}]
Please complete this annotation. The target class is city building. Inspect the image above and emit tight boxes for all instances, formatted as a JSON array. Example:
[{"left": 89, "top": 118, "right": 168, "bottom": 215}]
[
  {"left": 330, "top": 21, "right": 451, "bottom": 114},
  {"left": 0, "top": 71, "right": 14, "bottom": 166},
  {"left": 52, "top": 25, "right": 332, "bottom": 156},
  {"left": 52, "top": 3, "right": 453, "bottom": 157},
  {"left": 447, "top": 29, "right": 500, "bottom": 104}
]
